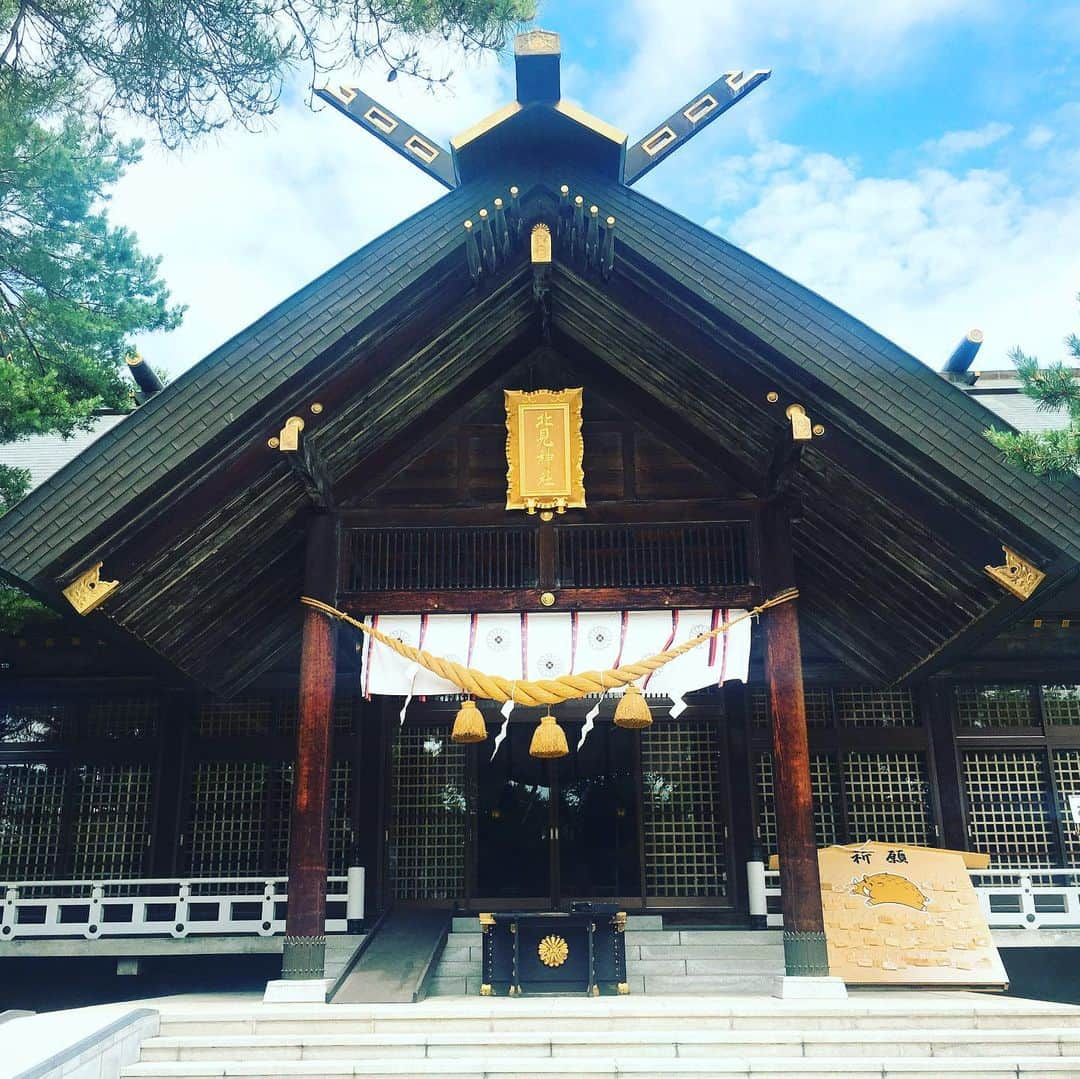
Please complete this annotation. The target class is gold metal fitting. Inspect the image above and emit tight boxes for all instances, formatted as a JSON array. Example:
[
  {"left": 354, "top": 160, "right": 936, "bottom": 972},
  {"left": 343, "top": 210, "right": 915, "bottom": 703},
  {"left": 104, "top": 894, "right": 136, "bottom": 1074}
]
[
  {"left": 560, "top": 184, "right": 569, "bottom": 195},
  {"left": 540, "top": 591, "right": 556, "bottom": 607},
  {"left": 766, "top": 391, "right": 779, "bottom": 404},
  {"left": 785, "top": 403, "right": 813, "bottom": 442},
  {"left": 540, "top": 510, "right": 554, "bottom": 522},
  {"left": 267, "top": 437, "right": 280, "bottom": 449},
  {"left": 310, "top": 402, "right": 324, "bottom": 415},
  {"left": 509, "top": 186, "right": 519, "bottom": 197},
  {"left": 812, "top": 423, "right": 825, "bottom": 437},
  {"left": 278, "top": 415, "right": 305, "bottom": 452},
  {"left": 494, "top": 197, "right": 504, "bottom": 209}
]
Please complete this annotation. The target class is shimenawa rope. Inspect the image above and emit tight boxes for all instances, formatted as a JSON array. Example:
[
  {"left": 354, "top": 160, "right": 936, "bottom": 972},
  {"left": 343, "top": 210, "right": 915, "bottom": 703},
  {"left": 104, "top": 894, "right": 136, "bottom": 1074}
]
[{"left": 300, "top": 589, "right": 798, "bottom": 707}]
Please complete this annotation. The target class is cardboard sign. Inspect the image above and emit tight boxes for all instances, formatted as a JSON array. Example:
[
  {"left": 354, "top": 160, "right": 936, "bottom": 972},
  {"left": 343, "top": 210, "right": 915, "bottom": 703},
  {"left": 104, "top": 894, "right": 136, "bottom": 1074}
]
[{"left": 819, "top": 842, "right": 1007, "bottom": 987}]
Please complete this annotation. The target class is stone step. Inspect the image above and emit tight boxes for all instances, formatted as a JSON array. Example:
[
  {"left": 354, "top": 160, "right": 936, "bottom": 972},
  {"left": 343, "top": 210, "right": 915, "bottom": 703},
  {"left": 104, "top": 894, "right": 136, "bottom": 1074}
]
[
  {"left": 120, "top": 1055, "right": 1080, "bottom": 1078},
  {"left": 155, "top": 999, "right": 1080, "bottom": 1039},
  {"left": 136, "top": 1027, "right": 1080, "bottom": 1062}
]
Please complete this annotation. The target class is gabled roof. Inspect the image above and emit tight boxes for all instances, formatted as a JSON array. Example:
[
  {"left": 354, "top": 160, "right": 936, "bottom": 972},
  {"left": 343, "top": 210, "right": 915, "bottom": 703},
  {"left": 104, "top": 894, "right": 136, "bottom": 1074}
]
[{"left": 3, "top": 45, "right": 1078, "bottom": 694}]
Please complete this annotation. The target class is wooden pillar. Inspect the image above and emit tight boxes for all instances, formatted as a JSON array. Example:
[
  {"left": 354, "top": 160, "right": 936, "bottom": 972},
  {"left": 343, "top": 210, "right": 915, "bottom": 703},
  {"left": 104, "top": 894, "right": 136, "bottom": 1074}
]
[
  {"left": 282, "top": 513, "right": 339, "bottom": 980},
  {"left": 924, "top": 678, "right": 967, "bottom": 850},
  {"left": 762, "top": 504, "right": 829, "bottom": 977}
]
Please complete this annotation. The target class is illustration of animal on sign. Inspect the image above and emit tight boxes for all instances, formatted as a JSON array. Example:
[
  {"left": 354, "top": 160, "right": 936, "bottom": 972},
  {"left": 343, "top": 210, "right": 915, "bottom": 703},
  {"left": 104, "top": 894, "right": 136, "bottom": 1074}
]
[{"left": 851, "top": 873, "right": 929, "bottom": 911}]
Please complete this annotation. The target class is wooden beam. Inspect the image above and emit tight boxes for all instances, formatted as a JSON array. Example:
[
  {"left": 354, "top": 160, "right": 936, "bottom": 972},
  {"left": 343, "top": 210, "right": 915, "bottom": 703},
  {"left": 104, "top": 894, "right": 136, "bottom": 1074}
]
[
  {"left": 286, "top": 438, "right": 336, "bottom": 510},
  {"left": 282, "top": 513, "right": 339, "bottom": 982},
  {"left": 763, "top": 431, "right": 803, "bottom": 498},
  {"left": 339, "top": 585, "right": 760, "bottom": 615},
  {"left": 340, "top": 498, "right": 762, "bottom": 528},
  {"left": 761, "top": 502, "right": 828, "bottom": 978}
]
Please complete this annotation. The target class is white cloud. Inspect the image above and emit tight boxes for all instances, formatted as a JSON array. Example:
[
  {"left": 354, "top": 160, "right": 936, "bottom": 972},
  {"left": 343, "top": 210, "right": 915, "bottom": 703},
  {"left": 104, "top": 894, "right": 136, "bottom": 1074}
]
[
  {"left": 705, "top": 141, "right": 1080, "bottom": 371},
  {"left": 112, "top": 50, "right": 510, "bottom": 376},
  {"left": 592, "top": 0, "right": 995, "bottom": 137},
  {"left": 1025, "top": 124, "right": 1055, "bottom": 149},
  {"left": 922, "top": 121, "right": 1012, "bottom": 155}
]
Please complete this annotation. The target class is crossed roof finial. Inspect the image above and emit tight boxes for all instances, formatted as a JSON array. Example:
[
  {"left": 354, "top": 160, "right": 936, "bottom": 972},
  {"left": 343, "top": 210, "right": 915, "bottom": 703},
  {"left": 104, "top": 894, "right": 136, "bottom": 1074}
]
[{"left": 316, "top": 30, "right": 769, "bottom": 189}]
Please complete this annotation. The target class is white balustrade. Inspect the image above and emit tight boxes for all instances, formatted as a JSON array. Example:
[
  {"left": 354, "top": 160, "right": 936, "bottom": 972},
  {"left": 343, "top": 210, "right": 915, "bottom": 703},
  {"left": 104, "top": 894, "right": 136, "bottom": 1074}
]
[
  {"left": 761, "top": 866, "right": 1080, "bottom": 930},
  {"left": 0, "top": 876, "right": 352, "bottom": 941}
]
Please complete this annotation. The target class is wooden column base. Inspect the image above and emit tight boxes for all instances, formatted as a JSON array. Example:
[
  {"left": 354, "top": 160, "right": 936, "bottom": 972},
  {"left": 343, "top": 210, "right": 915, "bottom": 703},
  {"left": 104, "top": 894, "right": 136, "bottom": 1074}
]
[
  {"left": 782, "top": 930, "right": 829, "bottom": 977},
  {"left": 282, "top": 934, "right": 327, "bottom": 980}
]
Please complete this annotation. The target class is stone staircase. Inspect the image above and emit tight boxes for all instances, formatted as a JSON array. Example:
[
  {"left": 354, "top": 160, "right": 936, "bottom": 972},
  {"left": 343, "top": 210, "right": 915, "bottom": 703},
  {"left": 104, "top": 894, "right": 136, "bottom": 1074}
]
[
  {"left": 428, "top": 915, "right": 785, "bottom": 996},
  {"left": 121, "top": 994, "right": 1080, "bottom": 1077}
]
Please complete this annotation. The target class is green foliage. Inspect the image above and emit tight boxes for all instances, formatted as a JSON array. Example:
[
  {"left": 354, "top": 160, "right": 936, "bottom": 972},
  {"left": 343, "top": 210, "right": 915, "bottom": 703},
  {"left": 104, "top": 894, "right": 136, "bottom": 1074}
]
[
  {"left": 0, "top": 83, "right": 182, "bottom": 443},
  {"left": 0, "top": 0, "right": 535, "bottom": 148},
  {"left": 0, "top": 85, "right": 181, "bottom": 631},
  {"left": 986, "top": 297, "right": 1080, "bottom": 478}
]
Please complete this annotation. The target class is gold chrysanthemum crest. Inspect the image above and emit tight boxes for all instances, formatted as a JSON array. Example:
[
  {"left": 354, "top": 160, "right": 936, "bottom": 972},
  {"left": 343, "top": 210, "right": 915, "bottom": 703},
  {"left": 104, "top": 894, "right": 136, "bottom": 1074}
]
[{"left": 537, "top": 934, "right": 569, "bottom": 967}]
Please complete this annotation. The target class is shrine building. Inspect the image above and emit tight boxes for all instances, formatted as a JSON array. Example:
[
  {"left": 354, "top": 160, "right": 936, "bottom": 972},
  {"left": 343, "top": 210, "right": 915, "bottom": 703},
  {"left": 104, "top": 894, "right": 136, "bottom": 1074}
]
[{"left": 2, "top": 30, "right": 1080, "bottom": 998}]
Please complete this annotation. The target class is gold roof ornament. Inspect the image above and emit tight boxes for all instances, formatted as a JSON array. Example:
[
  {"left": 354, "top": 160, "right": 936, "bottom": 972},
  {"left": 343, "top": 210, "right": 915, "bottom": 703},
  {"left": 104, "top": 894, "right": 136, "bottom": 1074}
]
[
  {"left": 62, "top": 562, "right": 119, "bottom": 615},
  {"left": 530, "top": 222, "right": 552, "bottom": 264},
  {"left": 985, "top": 546, "right": 1046, "bottom": 600}
]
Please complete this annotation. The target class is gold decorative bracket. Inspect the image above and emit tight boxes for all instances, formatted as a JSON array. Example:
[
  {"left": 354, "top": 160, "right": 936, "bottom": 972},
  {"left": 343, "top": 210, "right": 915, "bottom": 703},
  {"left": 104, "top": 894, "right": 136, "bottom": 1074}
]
[
  {"left": 985, "top": 546, "right": 1046, "bottom": 600},
  {"left": 278, "top": 416, "right": 305, "bottom": 452},
  {"left": 62, "top": 562, "right": 119, "bottom": 615}
]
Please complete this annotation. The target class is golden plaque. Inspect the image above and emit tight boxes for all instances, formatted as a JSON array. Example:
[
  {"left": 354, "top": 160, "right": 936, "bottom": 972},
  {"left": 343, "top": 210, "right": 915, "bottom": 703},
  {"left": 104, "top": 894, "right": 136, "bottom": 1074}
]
[{"left": 504, "top": 388, "right": 585, "bottom": 514}]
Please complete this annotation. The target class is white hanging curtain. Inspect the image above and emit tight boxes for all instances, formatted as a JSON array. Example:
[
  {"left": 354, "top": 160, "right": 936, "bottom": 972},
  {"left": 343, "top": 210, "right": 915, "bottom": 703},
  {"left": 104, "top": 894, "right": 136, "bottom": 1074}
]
[{"left": 360, "top": 608, "right": 751, "bottom": 701}]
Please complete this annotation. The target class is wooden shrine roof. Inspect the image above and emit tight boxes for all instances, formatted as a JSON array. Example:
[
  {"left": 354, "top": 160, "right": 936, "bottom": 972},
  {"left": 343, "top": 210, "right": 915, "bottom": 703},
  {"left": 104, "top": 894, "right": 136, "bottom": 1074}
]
[{"left": 2, "top": 171, "right": 1078, "bottom": 694}]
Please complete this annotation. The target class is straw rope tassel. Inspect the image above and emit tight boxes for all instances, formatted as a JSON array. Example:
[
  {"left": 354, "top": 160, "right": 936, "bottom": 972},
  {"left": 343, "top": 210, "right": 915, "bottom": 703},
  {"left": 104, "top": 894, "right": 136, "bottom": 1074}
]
[{"left": 300, "top": 589, "right": 798, "bottom": 707}]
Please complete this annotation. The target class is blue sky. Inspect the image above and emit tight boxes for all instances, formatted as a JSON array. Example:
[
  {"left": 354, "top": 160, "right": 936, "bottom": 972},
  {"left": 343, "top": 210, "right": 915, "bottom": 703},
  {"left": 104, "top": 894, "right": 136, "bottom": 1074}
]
[{"left": 111, "top": 1, "right": 1080, "bottom": 378}]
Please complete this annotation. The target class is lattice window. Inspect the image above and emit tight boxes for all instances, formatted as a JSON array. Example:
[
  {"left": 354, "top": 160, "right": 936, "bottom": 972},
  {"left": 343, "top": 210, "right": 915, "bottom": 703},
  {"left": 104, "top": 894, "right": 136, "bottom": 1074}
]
[
  {"left": 836, "top": 689, "right": 918, "bottom": 728},
  {"left": 843, "top": 752, "right": 931, "bottom": 845},
  {"left": 751, "top": 689, "right": 832, "bottom": 730},
  {"left": 197, "top": 699, "right": 274, "bottom": 738},
  {"left": 391, "top": 727, "right": 466, "bottom": 900},
  {"left": 556, "top": 523, "right": 750, "bottom": 587},
  {"left": 0, "top": 763, "right": 66, "bottom": 880},
  {"left": 955, "top": 685, "right": 1036, "bottom": 729},
  {"left": 1044, "top": 686, "right": 1080, "bottom": 727},
  {"left": 641, "top": 718, "right": 726, "bottom": 897},
  {"left": 84, "top": 697, "right": 159, "bottom": 739},
  {"left": 186, "top": 762, "right": 269, "bottom": 876},
  {"left": 71, "top": 765, "right": 154, "bottom": 879},
  {"left": 0, "top": 699, "right": 70, "bottom": 744},
  {"left": 349, "top": 527, "right": 538, "bottom": 591},
  {"left": 1052, "top": 750, "right": 1080, "bottom": 866},
  {"left": 962, "top": 750, "right": 1057, "bottom": 867},
  {"left": 754, "top": 752, "right": 839, "bottom": 855},
  {"left": 269, "top": 761, "right": 354, "bottom": 876}
]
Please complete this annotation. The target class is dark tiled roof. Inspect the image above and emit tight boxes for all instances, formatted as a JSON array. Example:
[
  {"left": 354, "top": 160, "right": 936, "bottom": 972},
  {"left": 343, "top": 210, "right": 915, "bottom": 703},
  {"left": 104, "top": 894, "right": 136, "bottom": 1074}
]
[{"left": 583, "top": 176, "right": 1080, "bottom": 561}]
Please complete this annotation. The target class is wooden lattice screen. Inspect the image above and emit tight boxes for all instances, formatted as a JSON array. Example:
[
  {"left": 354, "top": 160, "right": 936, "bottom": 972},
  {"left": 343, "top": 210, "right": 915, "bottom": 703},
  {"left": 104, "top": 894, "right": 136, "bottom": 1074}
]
[
  {"left": 390, "top": 727, "right": 466, "bottom": 900},
  {"left": 641, "top": 718, "right": 726, "bottom": 898}
]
